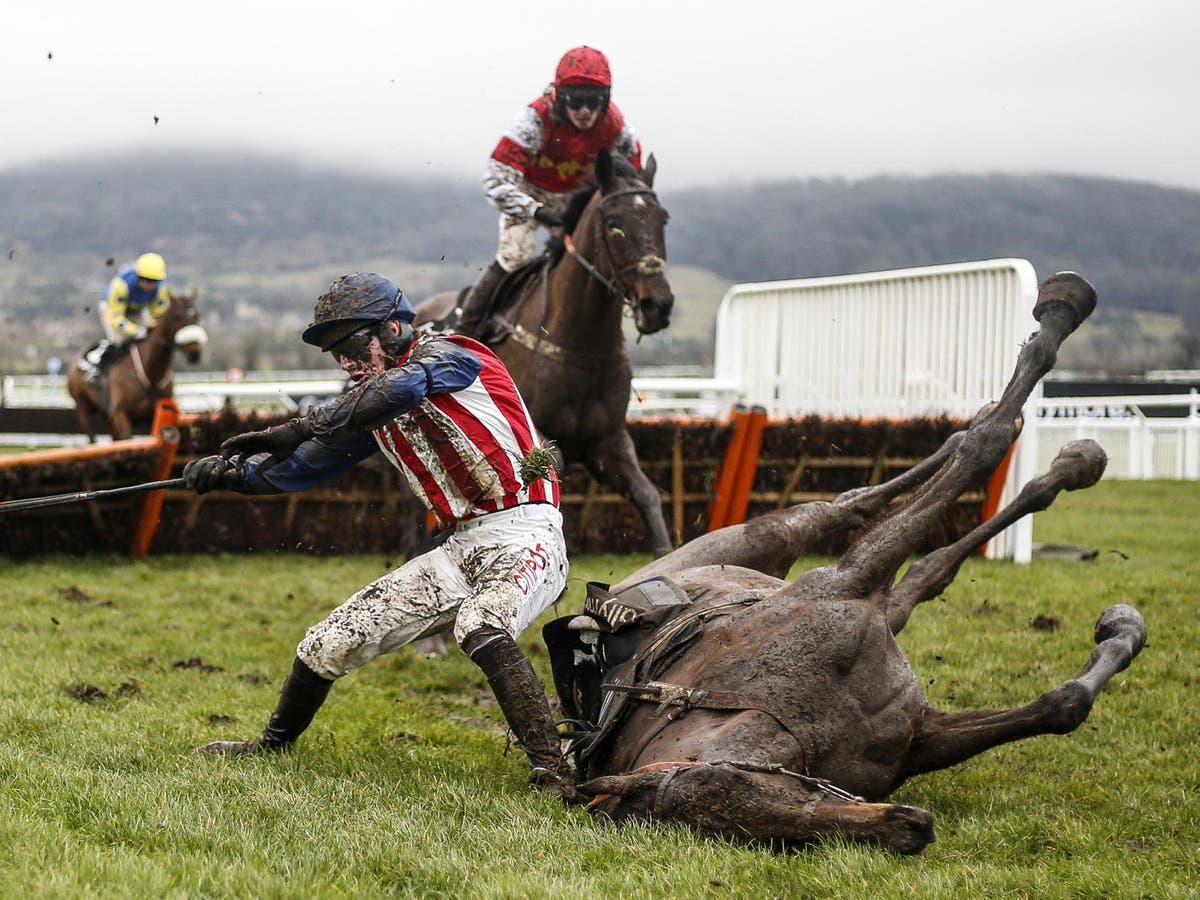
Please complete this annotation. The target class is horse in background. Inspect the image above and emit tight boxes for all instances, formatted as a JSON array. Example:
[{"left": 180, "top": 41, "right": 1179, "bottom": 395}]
[
  {"left": 67, "top": 289, "right": 207, "bottom": 441},
  {"left": 416, "top": 149, "right": 676, "bottom": 556}
]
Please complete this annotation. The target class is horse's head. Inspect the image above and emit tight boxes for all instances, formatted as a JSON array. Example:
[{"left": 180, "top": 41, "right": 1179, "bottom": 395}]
[
  {"left": 589, "top": 149, "right": 674, "bottom": 335},
  {"left": 157, "top": 289, "right": 208, "bottom": 365}
]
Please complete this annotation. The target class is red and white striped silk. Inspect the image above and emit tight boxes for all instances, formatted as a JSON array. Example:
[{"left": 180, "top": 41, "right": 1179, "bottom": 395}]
[{"left": 371, "top": 345, "right": 559, "bottom": 527}]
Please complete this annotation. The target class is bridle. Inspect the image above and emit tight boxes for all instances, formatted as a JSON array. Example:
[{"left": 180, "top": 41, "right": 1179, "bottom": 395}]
[
  {"left": 507, "top": 186, "right": 666, "bottom": 365},
  {"left": 562, "top": 187, "right": 666, "bottom": 316},
  {"left": 129, "top": 302, "right": 201, "bottom": 391}
]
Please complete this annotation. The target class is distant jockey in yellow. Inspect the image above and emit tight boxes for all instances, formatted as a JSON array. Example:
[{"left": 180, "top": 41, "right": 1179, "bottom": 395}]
[{"left": 92, "top": 252, "right": 171, "bottom": 372}]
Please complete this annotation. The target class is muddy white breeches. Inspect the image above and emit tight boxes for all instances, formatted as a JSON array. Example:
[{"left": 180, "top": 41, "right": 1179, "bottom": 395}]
[
  {"left": 495, "top": 183, "right": 569, "bottom": 271},
  {"left": 296, "top": 504, "right": 569, "bottom": 679}
]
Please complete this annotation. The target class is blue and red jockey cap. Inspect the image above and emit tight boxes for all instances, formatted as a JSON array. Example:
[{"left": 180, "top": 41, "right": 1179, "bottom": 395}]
[{"left": 303, "top": 273, "right": 416, "bottom": 351}]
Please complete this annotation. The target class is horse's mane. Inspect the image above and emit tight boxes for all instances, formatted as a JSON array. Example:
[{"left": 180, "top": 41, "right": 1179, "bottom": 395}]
[{"left": 561, "top": 185, "right": 597, "bottom": 235}]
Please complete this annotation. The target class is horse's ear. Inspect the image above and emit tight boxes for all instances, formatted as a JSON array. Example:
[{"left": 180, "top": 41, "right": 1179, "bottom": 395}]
[
  {"left": 596, "top": 147, "right": 614, "bottom": 191},
  {"left": 643, "top": 154, "right": 657, "bottom": 188}
]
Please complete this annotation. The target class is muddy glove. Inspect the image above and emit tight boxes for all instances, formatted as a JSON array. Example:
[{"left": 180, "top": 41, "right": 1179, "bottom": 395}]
[
  {"left": 183, "top": 455, "right": 245, "bottom": 494},
  {"left": 220, "top": 418, "right": 315, "bottom": 470},
  {"left": 533, "top": 206, "right": 564, "bottom": 227}
]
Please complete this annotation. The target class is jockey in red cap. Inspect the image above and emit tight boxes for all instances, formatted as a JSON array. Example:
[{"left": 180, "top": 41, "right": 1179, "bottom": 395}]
[{"left": 457, "top": 46, "right": 643, "bottom": 340}]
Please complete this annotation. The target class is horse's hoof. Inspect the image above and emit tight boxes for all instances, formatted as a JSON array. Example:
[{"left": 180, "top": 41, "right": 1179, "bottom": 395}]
[
  {"left": 1033, "top": 272, "right": 1097, "bottom": 329},
  {"left": 880, "top": 805, "right": 936, "bottom": 855},
  {"left": 1095, "top": 604, "right": 1147, "bottom": 656}
]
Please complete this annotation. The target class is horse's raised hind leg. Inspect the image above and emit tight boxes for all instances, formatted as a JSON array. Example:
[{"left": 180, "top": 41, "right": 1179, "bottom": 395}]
[
  {"left": 893, "top": 604, "right": 1146, "bottom": 788},
  {"left": 580, "top": 763, "right": 936, "bottom": 855},
  {"left": 584, "top": 428, "right": 672, "bottom": 557},
  {"left": 885, "top": 438, "right": 1107, "bottom": 634},
  {"left": 614, "top": 432, "right": 968, "bottom": 589},
  {"left": 826, "top": 272, "right": 1096, "bottom": 600}
]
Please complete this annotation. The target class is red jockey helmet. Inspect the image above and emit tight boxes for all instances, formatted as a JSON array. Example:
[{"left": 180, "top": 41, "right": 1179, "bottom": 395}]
[{"left": 553, "top": 46, "right": 612, "bottom": 88}]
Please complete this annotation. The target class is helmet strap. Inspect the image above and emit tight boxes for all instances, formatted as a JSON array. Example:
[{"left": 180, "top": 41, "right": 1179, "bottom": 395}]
[{"left": 379, "top": 320, "right": 416, "bottom": 365}]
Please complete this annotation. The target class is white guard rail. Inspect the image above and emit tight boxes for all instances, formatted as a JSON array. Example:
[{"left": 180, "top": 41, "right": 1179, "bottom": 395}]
[
  {"left": 1037, "top": 392, "right": 1200, "bottom": 480},
  {"left": 713, "top": 259, "right": 1041, "bottom": 561}
]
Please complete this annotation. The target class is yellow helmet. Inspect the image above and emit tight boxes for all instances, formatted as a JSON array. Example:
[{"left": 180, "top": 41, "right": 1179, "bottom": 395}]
[{"left": 135, "top": 252, "right": 167, "bottom": 281}]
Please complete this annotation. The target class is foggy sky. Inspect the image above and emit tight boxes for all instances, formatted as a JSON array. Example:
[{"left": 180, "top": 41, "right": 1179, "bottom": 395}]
[{"left": 4, "top": 0, "right": 1199, "bottom": 193}]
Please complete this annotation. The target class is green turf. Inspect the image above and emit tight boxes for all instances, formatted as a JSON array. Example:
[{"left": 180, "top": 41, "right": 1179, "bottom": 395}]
[{"left": 0, "top": 479, "right": 1196, "bottom": 897}]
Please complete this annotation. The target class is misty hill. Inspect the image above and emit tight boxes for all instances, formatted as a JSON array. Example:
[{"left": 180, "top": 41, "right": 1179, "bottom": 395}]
[{"left": 2, "top": 152, "right": 1199, "bottom": 373}]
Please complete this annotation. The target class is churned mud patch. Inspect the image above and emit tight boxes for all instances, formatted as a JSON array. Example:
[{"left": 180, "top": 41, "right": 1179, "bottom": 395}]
[
  {"left": 65, "top": 677, "right": 141, "bottom": 703},
  {"left": 207, "top": 714, "right": 235, "bottom": 726},
  {"left": 173, "top": 657, "right": 226, "bottom": 673},
  {"left": 58, "top": 585, "right": 92, "bottom": 603},
  {"left": 237, "top": 672, "right": 270, "bottom": 685},
  {"left": 66, "top": 682, "right": 108, "bottom": 702},
  {"left": 1031, "top": 614, "right": 1061, "bottom": 632}
]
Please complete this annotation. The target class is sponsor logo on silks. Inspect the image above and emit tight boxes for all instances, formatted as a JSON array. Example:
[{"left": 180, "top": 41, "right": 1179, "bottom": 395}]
[
  {"left": 513, "top": 542, "right": 552, "bottom": 595},
  {"left": 534, "top": 156, "right": 594, "bottom": 180}
]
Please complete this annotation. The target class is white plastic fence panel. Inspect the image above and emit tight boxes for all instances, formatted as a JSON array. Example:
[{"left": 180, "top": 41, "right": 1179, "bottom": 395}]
[
  {"left": 713, "top": 259, "right": 1041, "bottom": 560},
  {"left": 1035, "top": 392, "right": 1200, "bottom": 479}
]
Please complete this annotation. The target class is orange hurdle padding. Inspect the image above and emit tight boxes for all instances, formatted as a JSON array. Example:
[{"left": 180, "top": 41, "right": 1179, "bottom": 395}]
[
  {"left": 130, "top": 399, "right": 182, "bottom": 558},
  {"left": 977, "top": 438, "right": 1018, "bottom": 556},
  {"left": 706, "top": 405, "right": 750, "bottom": 532},
  {"left": 723, "top": 405, "right": 768, "bottom": 527}
]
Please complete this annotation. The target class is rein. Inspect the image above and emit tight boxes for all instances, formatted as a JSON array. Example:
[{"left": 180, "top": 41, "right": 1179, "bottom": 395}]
[
  {"left": 564, "top": 186, "right": 663, "bottom": 315},
  {"left": 129, "top": 335, "right": 172, "bottom": 391},
  {"left": 503, "top": 184, "right": 662, "bottom": 366}
]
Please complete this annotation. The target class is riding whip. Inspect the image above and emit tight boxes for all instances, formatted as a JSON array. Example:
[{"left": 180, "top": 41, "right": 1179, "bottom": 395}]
[{"left": 0, "top": 478, "right": 186, "bottom": 513}]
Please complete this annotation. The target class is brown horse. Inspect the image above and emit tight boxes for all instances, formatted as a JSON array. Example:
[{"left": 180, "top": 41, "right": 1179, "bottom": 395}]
[
  {"left": 67, "top": 289, "right": 206, "bottom": 441},
  {"left": 415, "top": 149, "right": 675, "bottom": 556},
  {"left": 547, "top": 273, "right": 1147, "bottom": 854}
]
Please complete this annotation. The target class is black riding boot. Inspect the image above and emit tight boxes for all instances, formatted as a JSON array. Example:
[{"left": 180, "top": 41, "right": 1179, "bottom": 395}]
[
  {"left": 199, "top": 657, "right": 333, "bottom": 756},
  {"left": 462, "top": 627, "right": 583, "bottom": 805},
  {"left": 96, "top": 339, "right": 128, "bottom": 373},
  {"left": 456, "top": 260, "right": 507, "bottom": 340}
]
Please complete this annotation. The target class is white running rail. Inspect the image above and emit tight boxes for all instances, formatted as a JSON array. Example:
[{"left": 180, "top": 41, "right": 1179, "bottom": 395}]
[{"left": 713, "top": 259, "right": 1041, "bottom": 560}]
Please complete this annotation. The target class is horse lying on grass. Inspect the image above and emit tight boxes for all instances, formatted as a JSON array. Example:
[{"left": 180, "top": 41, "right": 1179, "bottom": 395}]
[{"left": 544, "top": 272, "right": 1146, "bottom": 854}]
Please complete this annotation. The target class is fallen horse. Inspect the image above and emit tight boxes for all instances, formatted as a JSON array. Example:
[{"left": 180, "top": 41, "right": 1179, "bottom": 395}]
[{"left": 545, "top": 272, "right": 1146, "bottom": 854}]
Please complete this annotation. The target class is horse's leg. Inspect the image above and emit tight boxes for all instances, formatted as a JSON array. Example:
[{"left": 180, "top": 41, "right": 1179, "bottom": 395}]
[
  {"left": 580, "top": 763, "right": 935, "bottom": 855},
  {"left": 584, "top": 428, "right": 673, "bottom": 557},
  {"left": 108, "top": 387, "right": 133, "bottom": 441},
  {"left": 615, "top": 431, "right": 967, "bottom": 589},
  {"left": 819, "top": 272, "right": 1096, "bottom": 600},
  {"left": 885, "top": 439, "right": 1106, "bottom": 634},
  {"left": 893, "top": 604, "right": 1145, "bottom": 788},
  {"left": 72, "top": 393, "right": 98, "bottom": 443}
]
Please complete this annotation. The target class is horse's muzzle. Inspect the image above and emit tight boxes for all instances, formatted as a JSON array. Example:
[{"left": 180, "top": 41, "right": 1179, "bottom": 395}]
[{"left": 635, "top": 293, "right": 674, "bottom": 335}]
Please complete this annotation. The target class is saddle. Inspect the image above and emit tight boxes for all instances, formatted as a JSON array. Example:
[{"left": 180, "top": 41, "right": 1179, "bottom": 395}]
[
  {"left": 475, "top": 258, "right": 547, "bottom": 346},
  {"left": 544, "top": 579, "right": 781, "bottom": 777},
  {"left": 543, "top": 578, "right": 698, "bottom": 762}
]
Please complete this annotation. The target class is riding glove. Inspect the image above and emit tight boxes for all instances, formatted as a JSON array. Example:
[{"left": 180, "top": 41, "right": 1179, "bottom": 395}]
[
  {"left": 220, "top": 418, "right": 315, "bottom": 461},
  {"left": 533, "top": 206, "right": 564, "bottom": 227},
  {"left": 183, "top": 455, "right": 246, "bottom": 494}
]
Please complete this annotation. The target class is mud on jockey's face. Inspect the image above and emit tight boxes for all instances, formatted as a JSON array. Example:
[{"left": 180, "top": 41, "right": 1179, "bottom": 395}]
[{"left": 329, "top": 319, "right": 413, "bottom": 384}]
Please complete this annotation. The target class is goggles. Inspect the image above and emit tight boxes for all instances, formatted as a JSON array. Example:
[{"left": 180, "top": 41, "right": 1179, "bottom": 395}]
[
  {"left": 327, "top": 323, "right": 378, "bottom": 363},
  {"left": 561, "top": 88, "right": 608, "bottom": 111}
]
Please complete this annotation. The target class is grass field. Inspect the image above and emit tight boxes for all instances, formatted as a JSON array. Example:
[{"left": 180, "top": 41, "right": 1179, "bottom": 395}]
[{"left": 0, "top": 480, "right": 1196, "bottom": 898}]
